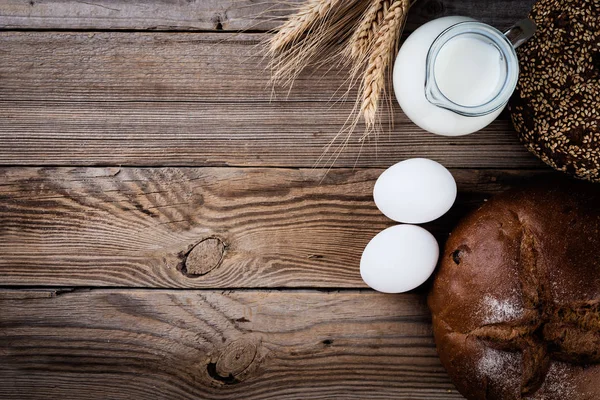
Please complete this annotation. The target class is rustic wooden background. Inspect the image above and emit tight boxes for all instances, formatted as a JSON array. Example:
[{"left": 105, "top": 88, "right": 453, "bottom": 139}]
[{"left": 0, "top": 1, "right": 543, "bottom": 399}]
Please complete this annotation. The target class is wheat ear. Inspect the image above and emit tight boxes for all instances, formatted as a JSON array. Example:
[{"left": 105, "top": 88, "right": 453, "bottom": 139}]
[
  {"left": 360, "top": 0, "right": 409, "bottom": 132},
  {"left": 267, "top": 0, "right": 370, "bottom": 87},
  {"left": 348, "top": 0, "right": 390, "bottom": 62},
  {"left": 269, "top": 0, "right": 342, "bottom": 55}
]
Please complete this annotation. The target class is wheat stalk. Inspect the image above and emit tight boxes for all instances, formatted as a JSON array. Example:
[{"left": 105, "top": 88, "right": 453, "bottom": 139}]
[
  {"left": 348, "top": 0, "right": 390, "bottom": 63},
  {"left": 266, "top": 0, "right": 414, "bottom": 167},
  {"left": 268, "top": 0, "right": 342, "bottom": 55},
  {"left": 267, "top": 0, "right": 370, "bottom": 87},
  {"left": 360, "top": 0, "right": 409, "bottom": 133}
]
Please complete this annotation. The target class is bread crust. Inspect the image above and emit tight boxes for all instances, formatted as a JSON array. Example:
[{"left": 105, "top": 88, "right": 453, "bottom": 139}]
[
  {"left": 509, "top": 0, "right": 600, "bottom": 182},
  {"left": 429, "top": 179, "right": 600, "bottom": 399}
]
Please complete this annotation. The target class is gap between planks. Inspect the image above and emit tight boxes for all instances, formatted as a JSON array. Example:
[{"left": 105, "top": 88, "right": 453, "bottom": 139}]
[{"left": 0, "top": 286, "right": 378, "bottom": 293}]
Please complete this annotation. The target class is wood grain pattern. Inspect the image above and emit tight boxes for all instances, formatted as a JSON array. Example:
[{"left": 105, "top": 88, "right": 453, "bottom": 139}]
[
  {"left": 0, "top": 1, "right": 544, "bottom": 398},
  {"left": 0, "top": 101, "right": 541, "bottom": 168},
  {"left": 0, "top": 30, "right": 538, "bottom": 103},
  {"left": 0, "top": 0, "right": 301, "bottom": 31},
  {"left": 0, "top": 289, "right": 462, "bottom": 399},
  {"left": 0, "top": 32, "right": 299, "bottom": 103},
  {"left": 0, "top": 31, "right": 542, "bottom": 168},
  {"left": 0, "top": 0, "right": 535, "bottom": 32},
  {"left": 0, "top": 167, "right": 551, "bottom": 288}
]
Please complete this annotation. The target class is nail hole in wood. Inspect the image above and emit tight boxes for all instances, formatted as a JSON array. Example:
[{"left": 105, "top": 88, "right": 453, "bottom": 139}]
[{"left": 212, "top": 14, "right": 225, "bottom": 31}]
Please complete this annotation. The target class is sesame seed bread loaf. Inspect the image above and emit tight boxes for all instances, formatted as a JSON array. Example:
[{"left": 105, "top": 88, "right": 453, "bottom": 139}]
[
  {"left": 509, "top": 0, "right": 600, "bottom": 182},
  {"left": 428, "top": 179, "right": 600, "bottom": 399}
]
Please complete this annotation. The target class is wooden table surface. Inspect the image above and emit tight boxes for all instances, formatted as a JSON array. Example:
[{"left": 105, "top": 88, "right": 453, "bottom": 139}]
[{"left": 0, "top": 1, "right": 543, "bottom": 398}]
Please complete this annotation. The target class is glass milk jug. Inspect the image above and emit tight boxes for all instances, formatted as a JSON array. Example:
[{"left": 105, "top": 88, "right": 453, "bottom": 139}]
[{"left": 393, "top": 16, "right": 536, "bottom": 136}]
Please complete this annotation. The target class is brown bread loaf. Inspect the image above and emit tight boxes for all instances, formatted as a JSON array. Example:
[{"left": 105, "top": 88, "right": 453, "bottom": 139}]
[
  {"left": 429, "top": 179, "right": 600, "bottom": 399},
  {"left": 509, "top": 0, "right": 600, "bottom": 182}
]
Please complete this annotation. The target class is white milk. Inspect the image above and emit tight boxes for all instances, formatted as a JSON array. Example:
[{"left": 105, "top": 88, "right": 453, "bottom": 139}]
[
  {"left": 393, "top": 17, "right": 506, "bottom": 136},
  {"left": 434, "top": 36, "right": 503, "bottom": 107}
]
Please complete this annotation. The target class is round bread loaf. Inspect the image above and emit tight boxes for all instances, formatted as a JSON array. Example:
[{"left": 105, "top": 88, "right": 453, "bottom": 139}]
[
  {"left": 509, "top": 0, "right": 600, "bottom": 182},
  {"left": 428, "top": 179, "right": 600, "bottom": 399}
]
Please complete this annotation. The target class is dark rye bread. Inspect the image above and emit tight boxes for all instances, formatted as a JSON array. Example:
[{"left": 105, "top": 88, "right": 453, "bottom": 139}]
[
  {"left": 428, "top": 180, "right": 600, "bottom": 399},
  {"left": 509, "top": 0, "right": 600, "bottom": 182}
]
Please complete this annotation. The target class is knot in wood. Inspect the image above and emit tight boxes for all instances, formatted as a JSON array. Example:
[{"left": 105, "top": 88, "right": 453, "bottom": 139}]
[
  {"left": 216, "top": 340, "right": 257, "bottom": 377},
  {"left": 183, "top": 237, "right": 225, "bottom": 277},
  {"left": 207, "top": 337, "right": 260, "bottom": 385},
  {"left": 422, "top": 0, "right": 445, "bottom": 16}
]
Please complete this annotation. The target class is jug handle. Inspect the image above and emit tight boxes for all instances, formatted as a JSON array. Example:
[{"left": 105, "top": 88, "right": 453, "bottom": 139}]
[{"left": 504, "top": 19, "right": 536, "bottom": 49}]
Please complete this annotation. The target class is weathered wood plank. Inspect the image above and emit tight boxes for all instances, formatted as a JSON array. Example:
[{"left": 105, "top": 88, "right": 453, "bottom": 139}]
[
  {"left": 0, "top": 167, "right": 550, "bottom": 288},
  {"left": 0, "top": 289, "right": 462, "bottom": 399},
  {"left": 0, "top": 32, "right": 280, "bottom": 102},
  {"left": 0, "top": 31, "right": 543, "bottom": 168},
  {"left": 0, "top": 0, "right": 535, "bottom": 32},
  {"left": 0, "top": 30, "right": 536, "bottom": 103},
  {"left": 0, "top": 101, "right": 541, "bottom": 168},
  {"left": 0, "top": 0, "right": 299, "bottom": 31}
]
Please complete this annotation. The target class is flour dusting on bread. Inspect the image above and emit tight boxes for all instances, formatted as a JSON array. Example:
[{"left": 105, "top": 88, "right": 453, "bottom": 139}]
[
  {"left": 480, "top": 293, "right": 524, "bottom": 324},
  {"left": 477, "top": 348, "right": 520, "bottom": 394},
  {"left": 533, "top": 363, "right": 575, "bottom": 399}
]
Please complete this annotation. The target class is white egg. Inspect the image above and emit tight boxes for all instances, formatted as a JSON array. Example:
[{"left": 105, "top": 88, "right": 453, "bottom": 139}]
[
  {"left": 374, "top": 158, "right": 457, "bottom": 224},
  {"left": 360, "top": 225, "right": 439, "bottom": 293}
]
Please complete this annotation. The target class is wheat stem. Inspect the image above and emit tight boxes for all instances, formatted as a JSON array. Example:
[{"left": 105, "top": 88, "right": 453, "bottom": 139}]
[
  {"left": 268, "top": 0, "right": 370, "bottom": 87},
  {"left": 360, "top": 0, "right": 409, "bottom": 133},
  {"left": 269, "top": 0, "right": 342, "bottom": 55}
]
